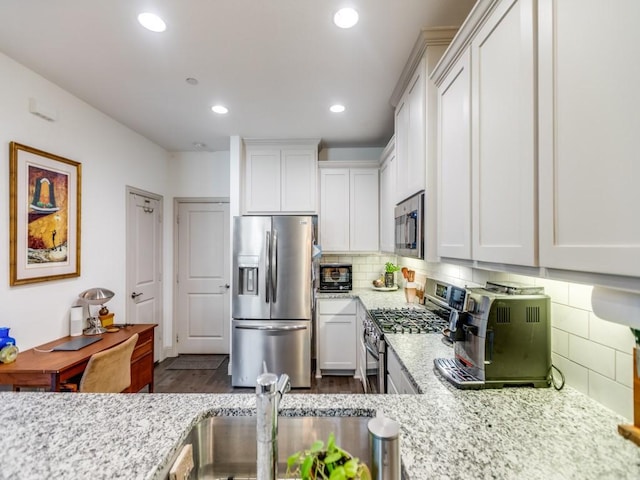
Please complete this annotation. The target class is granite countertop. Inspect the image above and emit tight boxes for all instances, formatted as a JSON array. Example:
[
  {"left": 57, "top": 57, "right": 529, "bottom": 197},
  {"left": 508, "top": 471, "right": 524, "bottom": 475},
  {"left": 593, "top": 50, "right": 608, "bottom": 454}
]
[{"left": 3, "top": 288, "right": 640, "bottom": 479}]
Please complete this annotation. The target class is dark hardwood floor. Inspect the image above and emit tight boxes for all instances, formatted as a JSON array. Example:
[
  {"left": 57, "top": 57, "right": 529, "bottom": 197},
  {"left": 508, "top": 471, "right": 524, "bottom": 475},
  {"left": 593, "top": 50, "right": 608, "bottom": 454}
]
[{"left": 154, "top": 355, "right": 364, "bottom": 394}]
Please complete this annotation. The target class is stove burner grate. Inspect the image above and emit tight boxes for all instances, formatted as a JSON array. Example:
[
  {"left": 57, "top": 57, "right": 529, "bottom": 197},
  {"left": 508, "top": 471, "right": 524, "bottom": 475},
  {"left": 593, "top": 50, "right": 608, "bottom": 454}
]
[{"left": 368, "top": 308, "right": 449, "bottom": 334}]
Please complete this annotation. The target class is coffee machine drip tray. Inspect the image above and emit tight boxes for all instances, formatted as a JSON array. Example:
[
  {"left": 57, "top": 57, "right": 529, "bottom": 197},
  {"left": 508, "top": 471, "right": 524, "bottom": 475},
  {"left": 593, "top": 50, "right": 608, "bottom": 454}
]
[{"left": 434, "top": 358, "right": 485, "bottom": 389}]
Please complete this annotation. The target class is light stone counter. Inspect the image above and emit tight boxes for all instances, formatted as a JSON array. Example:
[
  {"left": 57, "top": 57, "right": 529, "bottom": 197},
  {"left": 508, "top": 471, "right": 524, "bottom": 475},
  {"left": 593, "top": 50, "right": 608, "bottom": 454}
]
[{"left": 3, "top": 287, "right": 640, "bottom": 479}]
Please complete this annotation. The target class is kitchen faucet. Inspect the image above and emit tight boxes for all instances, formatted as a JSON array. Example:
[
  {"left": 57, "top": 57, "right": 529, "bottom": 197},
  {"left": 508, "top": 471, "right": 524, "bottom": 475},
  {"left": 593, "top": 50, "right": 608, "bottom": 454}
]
[{"left": 256, "top": 367, "right": 291, "bottom": 480}]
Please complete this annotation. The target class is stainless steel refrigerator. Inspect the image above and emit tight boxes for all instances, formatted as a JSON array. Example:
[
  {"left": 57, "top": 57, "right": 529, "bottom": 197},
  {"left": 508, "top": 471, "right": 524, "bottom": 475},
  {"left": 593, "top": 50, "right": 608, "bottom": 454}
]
[{"left": 231, "top": 215, "right": 314, "bottom": 387}]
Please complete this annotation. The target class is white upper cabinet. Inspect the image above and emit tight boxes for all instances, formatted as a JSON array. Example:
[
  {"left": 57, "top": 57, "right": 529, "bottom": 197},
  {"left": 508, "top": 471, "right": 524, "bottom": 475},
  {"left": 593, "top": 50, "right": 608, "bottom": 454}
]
[
  {"left": 244, "top": 149, "right": 281, "bottom": 212},
  {"left": 432, "top": 0, "right": 640, "bottom": 286},
  {"left": 244, "top": 139, "right": 319, "bottom": 214},
  {"left": 379, "top": 138, "right": 396, "bottom": 254},
  {"left": 394, "top": 65, "right": 424, "bottom": 204},
  {"left": 281, "top": 148, "right": 318, "bottom": 212},
  {"left": 434, "top": 0, "right": 536, "bottom": 267},
  {"left": 350, "top": 169, "right": 380, "bottom": 252},
  {"left": 319, "top": 168, "right": 350, "bottom": 251},
  {"left": 538, "top": 0, "right": 640, "bottom": 277},
  {"left": 437, "top": 48, "right": 472, "bottom": 260},
  {"left": 391, "top": 28, "right": 457, "bottom": 261},
  {"left": 471, "top": 0, "right": 537, "bottom": 266},
  {"left": 320, "top": 166, "right": 379, "bottom": 253}
]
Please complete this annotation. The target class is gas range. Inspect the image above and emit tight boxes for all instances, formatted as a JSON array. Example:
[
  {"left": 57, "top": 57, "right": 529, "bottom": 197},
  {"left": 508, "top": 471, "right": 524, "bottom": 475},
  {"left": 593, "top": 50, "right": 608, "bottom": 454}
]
[
  {"left": 368, "top": 307, "right": 449, "bottom": 334},
  {"left": 362, "top": 306, "right": 451, "bottom": 394}
]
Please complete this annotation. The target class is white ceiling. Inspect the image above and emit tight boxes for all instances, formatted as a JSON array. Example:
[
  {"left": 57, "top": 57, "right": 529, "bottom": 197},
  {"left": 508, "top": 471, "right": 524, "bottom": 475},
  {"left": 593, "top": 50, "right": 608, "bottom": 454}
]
[{"left": 0, "top": 1, "right": 476, "bottom": 152}]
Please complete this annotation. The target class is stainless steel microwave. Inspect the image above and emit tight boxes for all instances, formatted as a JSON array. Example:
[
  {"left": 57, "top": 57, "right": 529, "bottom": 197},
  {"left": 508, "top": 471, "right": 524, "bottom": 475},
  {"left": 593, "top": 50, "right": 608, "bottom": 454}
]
[{"left": 394, "top": 192, "right": 424, "bottom": 259}]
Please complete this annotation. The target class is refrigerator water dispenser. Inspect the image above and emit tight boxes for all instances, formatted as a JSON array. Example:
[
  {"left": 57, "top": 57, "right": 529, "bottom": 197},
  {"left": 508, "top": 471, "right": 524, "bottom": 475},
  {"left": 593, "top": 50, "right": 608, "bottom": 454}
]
[{"left": 238, "top": 256, "right": 259, "bottom": 296}]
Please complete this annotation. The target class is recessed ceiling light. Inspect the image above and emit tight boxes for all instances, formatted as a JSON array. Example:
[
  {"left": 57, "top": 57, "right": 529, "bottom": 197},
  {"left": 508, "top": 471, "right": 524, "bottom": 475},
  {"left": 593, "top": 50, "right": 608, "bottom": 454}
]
[
  {"left": 185, "top": 77, "right": 199, "bottom": 86},
  {"left": 138, "top": 13, "right": 166, "bottom": 32},
  {"left": 193, "top": 142, "right": 207, "bottom": 149},
  {"left": 211, "top": 105, "right": 229, "bottom": 114},
  {"left": 334, "top": 8, "right": 359, "bottom": 29},
  {"left": 330, "top": 104, "right": 346, "bottom": 113}
]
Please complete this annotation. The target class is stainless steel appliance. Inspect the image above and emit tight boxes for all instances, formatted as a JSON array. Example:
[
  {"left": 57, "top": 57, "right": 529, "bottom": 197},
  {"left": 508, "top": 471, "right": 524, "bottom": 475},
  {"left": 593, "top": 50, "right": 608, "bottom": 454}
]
[
  {"left": 423, "top": 277, "right": 469, "bottom": 342},
  {"left": 394, "top": 191, "right": 424, "bottom": 259},
  {"left": 318, "top": 263, "right": 352, "bottom": 292},
  {"left": 232, "top": 215, "right": 315, "bottom": 388},
  {"left": 363, "top": 307, "right": 449, "bottom": 393},
  {"left": 434, "top": 281, "right": 551, "bottom": 389}
]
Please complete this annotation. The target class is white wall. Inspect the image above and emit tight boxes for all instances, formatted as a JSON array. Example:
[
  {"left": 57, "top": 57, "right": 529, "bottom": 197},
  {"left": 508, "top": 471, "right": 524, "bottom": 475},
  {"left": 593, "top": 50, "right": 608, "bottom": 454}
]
[
  {"left": 398, "top": 256, "right": 636, "bottom": 420},
  {"left": 168, "top": 151, "right": 230, "bottom": 198},
  {"left": 0, "top": 52, "right": 170, "bottom": 350},
  {"left": 164, "top": 151, "right": 231, "bottom": 351},
  {"left": 319, "top": 147, "right": 383, "bottom": 161}
]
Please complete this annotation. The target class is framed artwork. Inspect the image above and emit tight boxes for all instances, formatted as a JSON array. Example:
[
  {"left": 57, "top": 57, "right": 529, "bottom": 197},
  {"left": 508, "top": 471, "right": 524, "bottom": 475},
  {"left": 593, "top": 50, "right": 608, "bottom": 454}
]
[{"left": 9, "top": 142, "right": 81, "bottom": 285}]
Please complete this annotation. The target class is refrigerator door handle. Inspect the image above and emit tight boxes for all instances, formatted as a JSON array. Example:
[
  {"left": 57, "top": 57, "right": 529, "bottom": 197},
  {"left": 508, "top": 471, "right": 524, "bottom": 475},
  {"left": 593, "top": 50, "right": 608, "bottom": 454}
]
[
  {"left": 235, "top": 324, "right": 308, "bottom": 331},
  {"left": 271, "top": 229, "right": 278, "bottom": 302},
  {"left": 265, "top": 231, "right": 271, "bottom": 304}
]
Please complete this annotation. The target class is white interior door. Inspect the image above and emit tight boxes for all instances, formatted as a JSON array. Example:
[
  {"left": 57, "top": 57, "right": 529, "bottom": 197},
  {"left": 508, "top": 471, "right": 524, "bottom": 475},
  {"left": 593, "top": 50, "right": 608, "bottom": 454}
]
[
  {"left": 176, "top": 200, "right": 230, "bottom": 353},
  {"left": 126, "top": 189, "right": 163, "bottom": 361}
]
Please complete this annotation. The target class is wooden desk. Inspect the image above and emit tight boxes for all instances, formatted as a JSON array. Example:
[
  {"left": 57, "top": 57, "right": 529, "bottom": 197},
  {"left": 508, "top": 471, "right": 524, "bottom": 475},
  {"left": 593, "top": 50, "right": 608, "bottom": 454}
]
[{"left": 0, "top": 324, "right": 156, "bottom": 392}]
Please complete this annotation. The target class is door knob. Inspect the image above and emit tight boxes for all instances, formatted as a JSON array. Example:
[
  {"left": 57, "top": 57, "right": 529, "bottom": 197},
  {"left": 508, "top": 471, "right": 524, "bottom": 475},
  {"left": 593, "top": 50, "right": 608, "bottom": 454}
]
[
  {"left": 131, "top": 292, "right": 143, "bottom": 299},
  {"left": 225, "top": 284, "right": 230, "bottom": 289}
]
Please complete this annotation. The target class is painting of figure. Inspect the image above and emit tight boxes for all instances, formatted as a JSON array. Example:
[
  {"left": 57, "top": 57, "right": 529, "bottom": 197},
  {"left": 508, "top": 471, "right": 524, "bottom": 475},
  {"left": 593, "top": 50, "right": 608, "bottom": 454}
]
[
  {"left": 27, "top": 165, "right": 69, "bottom": 264},
  {"left": 9, "top": 142, "right": 81, "bottom": 285}
]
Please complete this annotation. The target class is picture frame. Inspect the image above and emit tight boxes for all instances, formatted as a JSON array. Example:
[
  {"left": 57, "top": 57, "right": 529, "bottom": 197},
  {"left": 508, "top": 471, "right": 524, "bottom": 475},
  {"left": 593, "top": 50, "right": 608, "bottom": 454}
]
[{"left": 9, "top": 142, "right": 81, "bottom": 286}]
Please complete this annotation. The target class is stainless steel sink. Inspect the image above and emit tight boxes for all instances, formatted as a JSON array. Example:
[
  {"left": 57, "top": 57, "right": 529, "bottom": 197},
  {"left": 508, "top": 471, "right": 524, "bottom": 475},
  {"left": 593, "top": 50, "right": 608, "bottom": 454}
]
[{"left": 174, "top": 415, "right": 372, "bottom": 479}]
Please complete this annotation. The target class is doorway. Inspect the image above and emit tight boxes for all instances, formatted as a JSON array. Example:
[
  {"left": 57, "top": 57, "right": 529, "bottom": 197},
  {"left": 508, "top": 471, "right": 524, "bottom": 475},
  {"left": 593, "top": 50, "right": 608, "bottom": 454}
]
[
  {"left": 174, "top": 199, "right": 230, "bottom": 354},
  {"left": 126, "top": 187, "right": 163, "bottom": 362}
]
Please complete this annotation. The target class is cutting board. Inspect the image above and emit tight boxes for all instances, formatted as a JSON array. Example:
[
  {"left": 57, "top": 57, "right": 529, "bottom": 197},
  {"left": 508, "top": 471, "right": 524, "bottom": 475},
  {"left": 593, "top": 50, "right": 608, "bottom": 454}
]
[{"left": 618, "top": 346, "right": 640, "bottom": 446}]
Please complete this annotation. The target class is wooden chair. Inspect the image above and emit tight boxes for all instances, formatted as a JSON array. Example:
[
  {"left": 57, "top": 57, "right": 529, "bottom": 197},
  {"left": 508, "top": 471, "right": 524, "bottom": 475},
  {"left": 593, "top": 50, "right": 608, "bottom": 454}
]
[{"left": 78, "top": 333, "right": 139, "bottom": 393}]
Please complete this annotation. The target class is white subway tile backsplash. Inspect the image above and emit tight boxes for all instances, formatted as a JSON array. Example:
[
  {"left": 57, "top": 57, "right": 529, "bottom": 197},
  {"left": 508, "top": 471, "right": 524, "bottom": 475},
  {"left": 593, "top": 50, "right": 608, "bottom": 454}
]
[
  {"left": 552, "top": 303, "right": 589, "bottom": 338},
  {"left": 589, "top": 313, "right": 635, "bottom": 352},
  {"left": 552, "top": 328, "right": 569, "bottom": 357},
  {"left": 458, "top": 266, "right": 474, "bottom": 283},
  {"left": 509, "top": 273, "right": 535, "bottom": 285},
  {"left": 439, "top": 263, "right": 461, "bottom": 279},
  {"left": 534, "top": 278, "right": 569, "bottom": 304},
  {"left": 615, "top": 350, "right": 633, "bottom": 388},
  {"left": 588, "top": 371, "right": 633, "bottom": 421},
  {"left": 470, "top": 269, "right": 490, "bottom": 286},
  {"left": 551, "top": 353, "right": 589, "bottom": 395},
  {"left": 488, "top": 271, "right": 510, "bottom": 281},
  {"left": 569, "top": 335, "right": 615, "bottom": 379},
  {"left": 568, "top": 283, "right": 593, "bottom": 310}
]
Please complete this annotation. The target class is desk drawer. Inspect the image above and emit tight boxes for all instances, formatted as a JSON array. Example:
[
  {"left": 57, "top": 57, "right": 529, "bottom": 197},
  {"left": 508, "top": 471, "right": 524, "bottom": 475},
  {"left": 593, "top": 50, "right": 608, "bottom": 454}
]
[{"left": 132, "top": 337, "right": 153, "bottom": 363}]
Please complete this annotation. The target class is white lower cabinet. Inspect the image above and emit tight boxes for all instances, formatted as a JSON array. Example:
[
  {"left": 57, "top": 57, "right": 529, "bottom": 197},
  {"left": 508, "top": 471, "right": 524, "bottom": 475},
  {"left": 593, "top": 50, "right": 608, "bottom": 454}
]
[
  {"left": 386, "top": 347, "right": 418, "bottom": 394},
  {"left": 317, "top": 298, "right": 357, "bottom": 375}
]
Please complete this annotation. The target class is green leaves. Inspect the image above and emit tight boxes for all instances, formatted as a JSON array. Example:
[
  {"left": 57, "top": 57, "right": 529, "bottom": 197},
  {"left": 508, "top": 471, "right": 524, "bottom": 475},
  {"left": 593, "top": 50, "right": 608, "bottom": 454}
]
[
  {"left": 285, "top": 432, "right": 368, "bottom": 480},
  {"left": 385, "top": 262, "right": 400, "bottom": 273}
]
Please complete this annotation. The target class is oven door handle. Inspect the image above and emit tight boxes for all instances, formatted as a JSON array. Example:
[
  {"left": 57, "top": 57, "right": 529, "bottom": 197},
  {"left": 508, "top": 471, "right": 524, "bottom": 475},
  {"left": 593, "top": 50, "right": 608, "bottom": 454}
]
[{"left": 364, "top": 341, "right": 380, "bottom": 361}]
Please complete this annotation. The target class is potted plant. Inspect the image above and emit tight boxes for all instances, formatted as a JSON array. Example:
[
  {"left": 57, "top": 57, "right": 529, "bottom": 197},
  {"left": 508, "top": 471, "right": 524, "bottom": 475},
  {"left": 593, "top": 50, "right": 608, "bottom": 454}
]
[
  {"left": 286, "top": 432, "right": 370, "bottom": 480},
  {"left": 384, "top": 262, "right": 400, "bottom": 288}
]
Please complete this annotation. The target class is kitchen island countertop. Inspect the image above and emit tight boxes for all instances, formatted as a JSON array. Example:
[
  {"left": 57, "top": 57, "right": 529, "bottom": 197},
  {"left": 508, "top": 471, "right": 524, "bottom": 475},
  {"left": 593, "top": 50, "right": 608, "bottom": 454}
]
[{"left": 3, "top": 288, "right": 640, "bottom": 479}]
